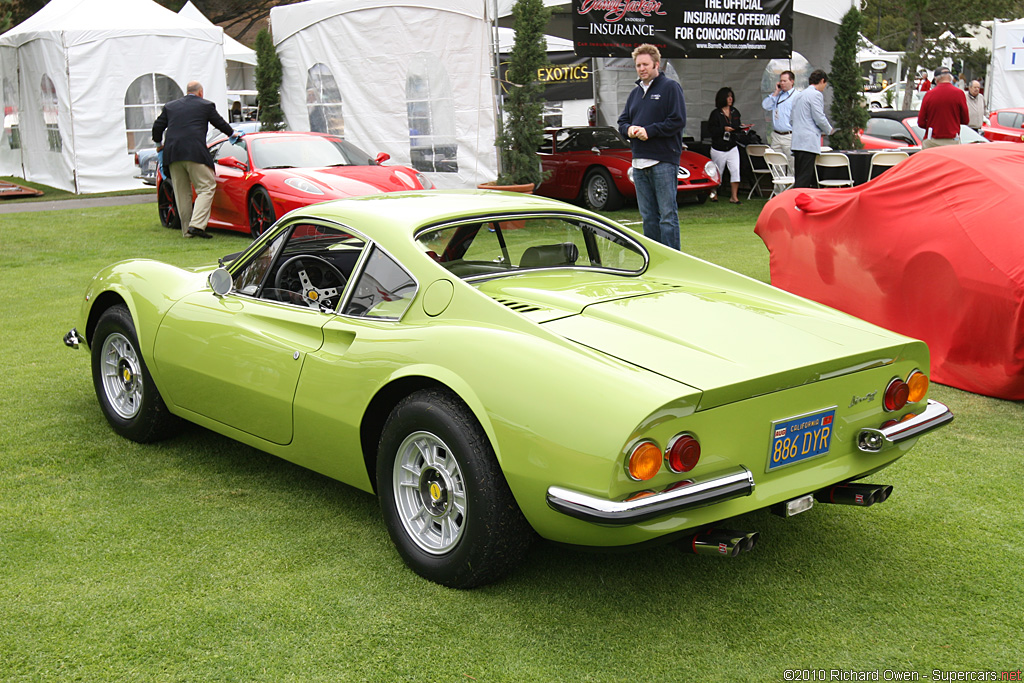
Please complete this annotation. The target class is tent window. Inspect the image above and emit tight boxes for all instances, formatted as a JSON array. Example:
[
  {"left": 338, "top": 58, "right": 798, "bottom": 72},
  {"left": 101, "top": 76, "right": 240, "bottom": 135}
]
[
  {"left": 3, "top": 77, "right": 18, "bottom": 150},
  {"left": 125, "top": 74, "right": 182, "bottom": 153},
  {"left": 406, "top": 57, "right": 458, "bottom": 173},
  {"left": 41, "top": 75, "right": 61, "bottom": 153},
  {"left": 306, "top": 64, "right": 344, "bottom": 135}
]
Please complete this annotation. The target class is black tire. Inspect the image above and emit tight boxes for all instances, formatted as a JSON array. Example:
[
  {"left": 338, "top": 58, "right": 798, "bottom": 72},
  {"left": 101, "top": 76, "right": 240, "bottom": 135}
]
[
  {"left": 583, "top": 168, "right": 624, "bottom": 212},
  {"left": 693, "top": 191, "right": 709, "bottom": 205},
  {"left": 248, "top": 186, "right": 276, "bottom": 239},
  {"left": 157, "top": 180, "right": 180, "bottom": 231},
  {"left": 91, "top": 305, "right": 177, "bottom": 443},
  {"left": 377, "top": 388, "right": 533, "bottom": 588}
]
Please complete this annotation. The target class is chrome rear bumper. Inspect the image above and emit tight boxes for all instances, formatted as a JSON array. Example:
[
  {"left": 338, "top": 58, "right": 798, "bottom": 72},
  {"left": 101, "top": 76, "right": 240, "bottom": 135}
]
[
  {"left": 546, "top": 466, "right": 754, "bottom": 526},
  {"left": 857, "top": 399, "right": 953, "bottom": 452}
]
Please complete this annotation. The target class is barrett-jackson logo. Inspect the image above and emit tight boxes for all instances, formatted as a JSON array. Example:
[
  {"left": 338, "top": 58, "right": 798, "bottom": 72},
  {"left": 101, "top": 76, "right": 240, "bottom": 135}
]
[{"left": 577, "top": 0, "right": 666, "bottom": 22}]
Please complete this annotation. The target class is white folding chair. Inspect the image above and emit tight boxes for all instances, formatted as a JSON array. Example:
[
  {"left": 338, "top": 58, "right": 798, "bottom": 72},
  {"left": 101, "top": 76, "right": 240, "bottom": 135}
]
[
  {"left": 744, "top": 144, "right": 772, "bottom": 199},
  {"left": 814, "top": 152, "right": 854, "bottom": 188},
  {"left": 867, "top": 150, "right": 909, "bottom": 180},
  {"left": 763, "top": 150, "right": 794, "bottom": 197}
]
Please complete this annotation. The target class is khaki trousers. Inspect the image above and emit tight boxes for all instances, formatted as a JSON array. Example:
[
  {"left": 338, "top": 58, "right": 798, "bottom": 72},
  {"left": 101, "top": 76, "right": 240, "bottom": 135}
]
[
  {"left": 922, "top": 137, "right": 959, "bottom": 149},
  {"left": 169, "top": 160, "right": 217, "bottom": 236}
]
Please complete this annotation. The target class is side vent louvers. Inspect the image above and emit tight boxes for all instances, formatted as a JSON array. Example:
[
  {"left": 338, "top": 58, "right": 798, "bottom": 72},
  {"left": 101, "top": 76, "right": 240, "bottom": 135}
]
[{"left": 493, "top": 297, "right": 544, "bottom": 314}]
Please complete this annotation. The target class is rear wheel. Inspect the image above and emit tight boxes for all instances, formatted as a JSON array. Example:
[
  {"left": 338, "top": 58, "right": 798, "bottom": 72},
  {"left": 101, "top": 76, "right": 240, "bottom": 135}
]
[
  {"left": 248, "top": 187, "right": 276, "bottom": 238},
  {"left": 583, "top": 168, "right": 623, "bottom": 212},
  {"left": 91, "top": 304, "right": 177, "bottom": 443},
  {"left": 157, "top": 180, "right": 179, "bottom": 230},
  {"left": 377, "top": 388, "right": 533, "bottom": 588}
]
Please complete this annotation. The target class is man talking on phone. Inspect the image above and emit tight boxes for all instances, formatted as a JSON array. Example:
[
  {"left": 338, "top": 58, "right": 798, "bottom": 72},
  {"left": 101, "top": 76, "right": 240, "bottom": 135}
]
[{"left": 761, "top": 70, "right": 796, "bottom": 171}]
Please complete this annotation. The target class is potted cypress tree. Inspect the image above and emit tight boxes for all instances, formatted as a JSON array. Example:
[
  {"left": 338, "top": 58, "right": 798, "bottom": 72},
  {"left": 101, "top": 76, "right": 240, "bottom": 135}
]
[
  {"left": 481, "top": 0, "right": 551, "bottom": 192},
  {"left": 828, "top": 7, "right": 869, "bottom": 150}
]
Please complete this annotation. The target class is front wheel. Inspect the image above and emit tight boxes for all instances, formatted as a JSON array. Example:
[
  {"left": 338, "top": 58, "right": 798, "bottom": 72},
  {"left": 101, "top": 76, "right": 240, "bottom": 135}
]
[
  {"left": 583, "top": 168, "right": 623, "bottom": 212},
  {"left": 91, "top": 304, "right": 178, "bottom": 443},
  {"left": 377, "top": 389, "right": 533, "bottom": 588},
  {"left": 157, "top": 180, "right": 180, "bottom": 230},
  {"left": 248, "top": 187, "right": 276, "bottom": 239}
]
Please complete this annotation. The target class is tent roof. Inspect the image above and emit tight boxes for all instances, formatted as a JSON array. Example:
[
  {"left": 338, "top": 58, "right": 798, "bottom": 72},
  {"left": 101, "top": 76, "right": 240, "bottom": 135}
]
[
  {"left": 178, "top": 1, "right": 256, "bottom": 65},
  {"left": 271, "top": 0, "right": 488, "bottom": 44},
  {"left": 496, "top": 26, "right": 572, "bottom": 53},
  {"left": 0, "top": 0, "right": 223, "bottom": 48}
]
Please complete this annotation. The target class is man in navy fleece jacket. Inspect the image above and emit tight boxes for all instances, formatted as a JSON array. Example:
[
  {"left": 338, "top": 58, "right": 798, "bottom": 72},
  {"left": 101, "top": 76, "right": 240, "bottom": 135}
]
[{"left": 617, "top": 43, "right": 687, "bottom": 250}]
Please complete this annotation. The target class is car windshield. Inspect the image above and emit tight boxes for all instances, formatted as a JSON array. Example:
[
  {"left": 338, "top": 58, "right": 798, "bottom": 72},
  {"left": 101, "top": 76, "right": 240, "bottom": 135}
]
[
  {"left": 250, "top": 135, "right": 376, "bottom": 169},
  {"left": 551, "top": 127, "right": 629, "bottom": 153},
  {"left": 415, "top": 215, "right": 647, "bottom": 279},
  {"left": 906, "top": 118, "right": 988, "bottom": 144}
]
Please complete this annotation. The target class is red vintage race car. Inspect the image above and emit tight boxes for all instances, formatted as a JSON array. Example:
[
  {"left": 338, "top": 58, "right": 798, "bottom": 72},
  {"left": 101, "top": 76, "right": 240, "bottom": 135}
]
[
  {"left": 157, "top": 131, "right": 434, "bottom": 237},
  {"left": 534, "top": 126, "right": 721, "bottom": 211},
  {"left": 754, "top": 144, "right": 1024, "bottom": 400},
  {"left": 981, "top": 108, "right": 1024, "bottom": 143}
]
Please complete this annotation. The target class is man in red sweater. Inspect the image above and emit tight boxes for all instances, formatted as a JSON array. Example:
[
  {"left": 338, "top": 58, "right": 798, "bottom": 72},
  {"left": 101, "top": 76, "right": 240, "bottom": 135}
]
[{"left": 918, "top": 66, "right": 968, "bottom": 148}]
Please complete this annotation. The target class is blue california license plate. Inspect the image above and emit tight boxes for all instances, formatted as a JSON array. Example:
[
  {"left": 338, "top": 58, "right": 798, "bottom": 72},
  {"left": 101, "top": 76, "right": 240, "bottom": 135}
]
[{"left": 767, "top": 407, "right": 837, "bottom": 471}]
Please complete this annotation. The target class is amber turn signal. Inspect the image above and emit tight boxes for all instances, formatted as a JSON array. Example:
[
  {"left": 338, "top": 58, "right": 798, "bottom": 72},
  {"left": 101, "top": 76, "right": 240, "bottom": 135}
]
[
  {"left": 627, "top": 441, "right": 662, "bottom": 481},
  {"left": 907, "top": 370, "right": 929, "bottom": 403}
]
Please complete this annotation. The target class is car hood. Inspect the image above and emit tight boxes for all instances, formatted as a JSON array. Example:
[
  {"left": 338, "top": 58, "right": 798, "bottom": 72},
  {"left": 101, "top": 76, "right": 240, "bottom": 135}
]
[
  {"left": 286, "top": 166, "right": 423, "bottom": 196},
  {"left": 480, "top": 277, "right": 909, "bottom": 409}
]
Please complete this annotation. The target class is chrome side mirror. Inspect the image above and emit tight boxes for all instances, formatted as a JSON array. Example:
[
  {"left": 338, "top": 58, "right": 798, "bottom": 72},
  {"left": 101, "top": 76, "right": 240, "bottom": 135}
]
[{"left": 209, "top": 267, "right": 233, "bottom": 297}]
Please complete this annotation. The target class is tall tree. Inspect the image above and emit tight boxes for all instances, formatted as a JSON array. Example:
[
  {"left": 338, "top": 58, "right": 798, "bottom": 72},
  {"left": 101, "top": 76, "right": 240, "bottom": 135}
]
[
  {"left": 254, "top": 28, "right": 286, "bottom": 132},
  {"left": 830, "top": 7, "right": 869, "bottom": 150},
  {"left": 495, "top": 0, "right": 551, "bottom": 186}
]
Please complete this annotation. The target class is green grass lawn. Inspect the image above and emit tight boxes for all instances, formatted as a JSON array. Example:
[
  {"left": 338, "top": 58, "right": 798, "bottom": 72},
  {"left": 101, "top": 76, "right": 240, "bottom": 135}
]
[{"left": 1, "top": 199, "right": 1021, "bottom": 681}]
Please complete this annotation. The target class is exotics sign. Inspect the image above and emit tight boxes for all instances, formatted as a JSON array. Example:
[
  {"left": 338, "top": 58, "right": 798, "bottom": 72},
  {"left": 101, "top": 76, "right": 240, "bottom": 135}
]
[{"left": 572, "top": 0, "right": 793, "bottom": 59}]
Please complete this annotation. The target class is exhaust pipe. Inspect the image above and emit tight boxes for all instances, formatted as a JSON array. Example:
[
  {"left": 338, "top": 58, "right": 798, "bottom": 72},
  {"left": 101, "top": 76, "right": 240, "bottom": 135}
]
[
  {"left": 684, "top": 528, "right": 760, "bottom": 557},
  {"left": 814, "top": 483, "right": 893, "bottom": 507}
]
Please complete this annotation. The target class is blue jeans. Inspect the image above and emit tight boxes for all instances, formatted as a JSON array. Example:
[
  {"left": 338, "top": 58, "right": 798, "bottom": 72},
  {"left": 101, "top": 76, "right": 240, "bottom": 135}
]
[{"left": 633, "top": 161, "right": 680, "bottom": 250}]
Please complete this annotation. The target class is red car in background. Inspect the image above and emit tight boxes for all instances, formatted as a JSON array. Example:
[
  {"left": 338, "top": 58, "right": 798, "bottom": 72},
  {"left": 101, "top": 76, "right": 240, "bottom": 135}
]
[
  {"left": 534, "top": 126, "right": 721, "bottom": 211},
  {"left": 157, "top": 131, "right": 433, "bottom": 238},
  {"left": 754, "top": 143, "right": 1024, "bottom": 400},
  {"left": 858, "top": 110, "right": 988, "bottom": 149},
  {"left": 981, "top": 108, "right": 1024, "bottom": 143}
]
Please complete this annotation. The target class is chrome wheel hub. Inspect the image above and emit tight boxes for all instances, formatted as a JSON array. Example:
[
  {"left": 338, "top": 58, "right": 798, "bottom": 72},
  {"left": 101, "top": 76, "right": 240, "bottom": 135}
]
[
  {"left": 100, "top": 332, "right": 143, "bottom": 420},
  {"left": 393, "top": 431, "right": 467, "bottom": 555}
]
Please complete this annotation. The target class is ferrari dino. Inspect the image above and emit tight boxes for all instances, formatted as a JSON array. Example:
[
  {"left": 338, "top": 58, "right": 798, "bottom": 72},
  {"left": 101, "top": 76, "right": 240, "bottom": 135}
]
[{"left": 66, "top": 190, "right": 952, "bottom": 587}]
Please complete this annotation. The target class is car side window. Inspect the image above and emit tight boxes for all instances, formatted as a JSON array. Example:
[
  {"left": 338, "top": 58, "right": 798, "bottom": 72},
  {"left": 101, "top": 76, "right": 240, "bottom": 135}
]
[
  {"left": 231, "top": 221, "right": 366, "bottom": 311},
  {"left": 344, "top": 246, "right": 417, "bottom": 320},
  {"left": 212, "top": 139, "right": 247, "bottom": 164}
]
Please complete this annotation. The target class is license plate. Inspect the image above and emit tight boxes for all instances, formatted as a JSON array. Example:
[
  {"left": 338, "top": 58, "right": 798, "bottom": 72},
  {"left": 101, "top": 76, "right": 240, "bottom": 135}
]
[{"left": 767, "top": 407, "right": 836, "bottom": 471}]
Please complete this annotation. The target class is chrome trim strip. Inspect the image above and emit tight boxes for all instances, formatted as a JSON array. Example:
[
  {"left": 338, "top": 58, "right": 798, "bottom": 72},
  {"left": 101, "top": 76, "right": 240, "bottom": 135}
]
[
  {"left": 546, "top": 466, "right": 754, "bottom": 526},
  {"left": 63, "top": 328, "right": 80, "bottom": 349},
  {"left": 857, "top": 399, "right": 953, "bottom": 452}
]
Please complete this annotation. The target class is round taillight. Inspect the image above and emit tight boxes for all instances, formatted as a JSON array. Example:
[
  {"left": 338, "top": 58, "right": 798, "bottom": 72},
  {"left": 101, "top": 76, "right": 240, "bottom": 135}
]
[
  {"left": 666, "top": 434, "right": 701, "bottom": 473},
  {"left": 880, "top": 419, "right": 899, "bottom": 429},
  {"left": 627, "top": 441, "right": 662, "bottom": 481},
  {"left": 907, "top": 371, "right": 929, "bottom": 403},
  {"left": 883, "top": 377, "right": 910, "bottom": 412}
]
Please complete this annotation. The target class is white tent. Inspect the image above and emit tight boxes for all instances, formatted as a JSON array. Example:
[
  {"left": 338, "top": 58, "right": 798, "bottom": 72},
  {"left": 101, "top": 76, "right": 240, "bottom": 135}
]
[
  {"left": 270, "top": 0, "right": 854, "bottom": 189},
  {"left": 178, "top": 1, "right": 256, "bottom": 91},
  {"left": 0, "top": 0, "right": 228, "bottom": 193},
  {"left": 988, "top": 18, "right": 1024, "bottom": 111},
  {"left": 271, "top": 0, "right": 499, "bottom": 188}
]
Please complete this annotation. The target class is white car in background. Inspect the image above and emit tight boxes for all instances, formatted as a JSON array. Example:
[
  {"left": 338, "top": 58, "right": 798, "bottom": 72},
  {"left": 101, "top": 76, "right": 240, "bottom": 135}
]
[{"left": 864, "top": 83, "right": 925, "bottom": 110}]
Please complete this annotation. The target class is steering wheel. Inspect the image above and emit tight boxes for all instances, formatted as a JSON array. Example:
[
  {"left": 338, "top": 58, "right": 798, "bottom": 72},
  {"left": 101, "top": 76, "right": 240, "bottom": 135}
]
[{"left": 273, "top": 254, "right": 347, "bottom": 309}]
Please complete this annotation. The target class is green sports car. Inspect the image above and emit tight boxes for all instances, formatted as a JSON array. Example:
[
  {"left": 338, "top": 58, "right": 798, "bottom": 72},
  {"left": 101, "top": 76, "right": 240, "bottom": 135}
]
[{"left": 64, "top": 190, "right": 953, "bottom": 588}]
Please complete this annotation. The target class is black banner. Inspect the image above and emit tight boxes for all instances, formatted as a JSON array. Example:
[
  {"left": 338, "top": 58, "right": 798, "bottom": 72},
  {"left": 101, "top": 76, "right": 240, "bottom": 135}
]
[
  {"left": 498, "top": 52, "right": 594, "bottom": 101},
  {"left": 572, "top": 0, "right": 792, "bottom": 60}
]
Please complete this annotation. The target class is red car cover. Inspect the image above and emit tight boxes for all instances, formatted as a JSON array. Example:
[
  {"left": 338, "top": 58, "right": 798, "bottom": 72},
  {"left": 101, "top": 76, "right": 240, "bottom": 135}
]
[{"left": 755, "top": 144, "right": 1024, "bottom": 400}]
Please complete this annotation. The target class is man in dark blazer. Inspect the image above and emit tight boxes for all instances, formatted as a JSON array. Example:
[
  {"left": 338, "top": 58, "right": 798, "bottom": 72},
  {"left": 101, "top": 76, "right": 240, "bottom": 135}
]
[{"left": 152, "top": 81, "right": 236, "bottom": 239}]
